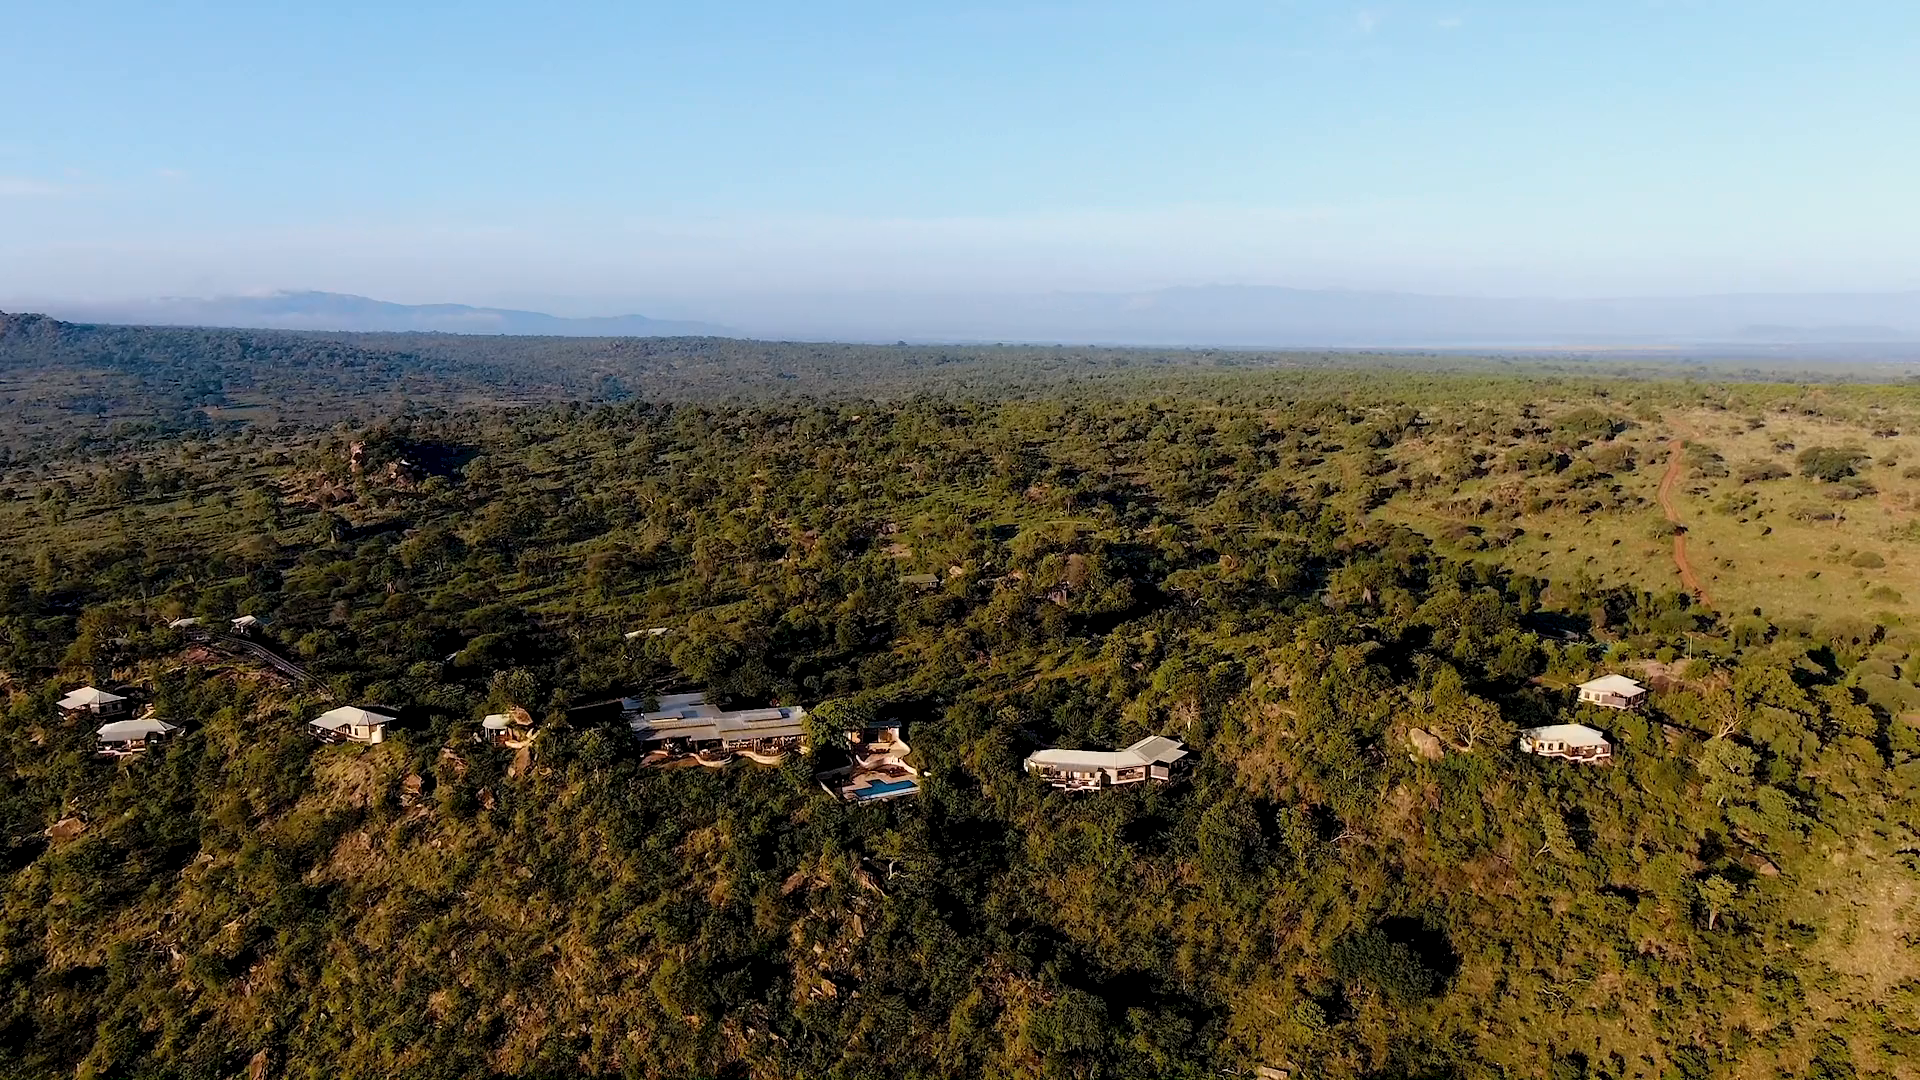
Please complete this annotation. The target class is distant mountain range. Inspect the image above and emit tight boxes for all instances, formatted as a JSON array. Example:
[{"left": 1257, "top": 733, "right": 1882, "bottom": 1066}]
[
  {"left": 41, "top": 291, "right": 728, "bottom": 338},
  {"left": 26, "top": 285, "right": 1920, "bottom": 347},
  {"left": 710, "top": 285, "right": 1920, "bottom": 347}
]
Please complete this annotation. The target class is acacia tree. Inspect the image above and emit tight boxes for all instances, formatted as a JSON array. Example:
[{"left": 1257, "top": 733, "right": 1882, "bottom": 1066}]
[
  {"left": 1537, "top": 805, "right": 1575, "bottom": 861},
  {"left": 1436, "top": 693, "right": 1514, "bottom": 752},
  {"left": 804, "top": 697, "right": 873, "bottom": 752},
  {"left": 1424, "top": 668, "right": 1513, "bottom": 752},
  {"left": 1796, "top": 446, "right": 1868, "bottom": 482},
  {"left": 1702, "top": 687, "right": 1745, "bottom": 740},
  {"left": 1697, "top": 875, "right": 1738, "bottom": 930},
  {"left": 1697, "top": 738, "right": 1757, "bottom": 807}
]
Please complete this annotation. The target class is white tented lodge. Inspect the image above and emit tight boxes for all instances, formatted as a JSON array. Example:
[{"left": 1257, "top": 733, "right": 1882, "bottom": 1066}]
[
  {"left": 1024, "top": 736, "right": 1190, "bottom": 790},
  {"left": 59, "top": 686, "right": 129, "bottom": 718},
  {"left": 1575, "top": 674, "right": 1648, "bottom": 711},
  {"left": 1519, "top": 723, "right": 1612, "bottom": 764},
  {"left": 308, "top": 705, "right": 397, "bottom": 744},
  {"left": 96, "top": 711, "right": 180, "bottom": 756}
]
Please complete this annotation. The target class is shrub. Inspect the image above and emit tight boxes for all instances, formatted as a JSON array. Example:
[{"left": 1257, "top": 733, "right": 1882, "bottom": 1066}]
[
  {"left": 1554, "top": 408, "right": 1623, "bottom": 441},
  {"left": 1026, "top": 989, "right": 1110, "bottom": 1055},
  {"left": 1504, "top": 445, "right": 1563, "bottom": 475},
  {"left": 1859, "top": 673, "right": 1920, "bottom": 716},
  {"left": 1855, "top": 657, "right": 1899, "bottom": 681},
  {"left": 1688, "top": 444, "right": 1729, "bottom": 479},
  {"left": 1328, "top": 928, "right": 1441, "bottom": 1003},
  {"left": 1797, "top": 446, "right": 1868, "bottom": 482},
  {"left": 1850, "top": 551, "right": 1886, "bottom": 568},
  {"left": 1588, "top": 443, "right": 1634, "bottom": 472}
]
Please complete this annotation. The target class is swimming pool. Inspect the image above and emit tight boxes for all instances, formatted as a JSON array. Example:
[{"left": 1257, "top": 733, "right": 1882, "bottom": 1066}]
[{"left": 852, "top": 779, "right": 918, "bottom": 800}]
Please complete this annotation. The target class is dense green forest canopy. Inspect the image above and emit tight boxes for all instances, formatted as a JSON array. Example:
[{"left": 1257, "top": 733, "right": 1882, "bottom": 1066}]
[
  {"left": 1, "top": 320, "right": 1918, "bottom": 1079},
  {"left": 6, "top": 310, "right": 1920, "bottom": 458}
]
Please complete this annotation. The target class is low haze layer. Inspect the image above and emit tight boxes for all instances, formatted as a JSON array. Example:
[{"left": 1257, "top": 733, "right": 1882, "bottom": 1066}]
[{"left": 36, "top": 287, "right": 1920, "bottom": 349}]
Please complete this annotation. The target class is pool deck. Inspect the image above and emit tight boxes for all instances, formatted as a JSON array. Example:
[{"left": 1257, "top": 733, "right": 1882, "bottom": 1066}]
[{"left": 833, "top": 768, "right": 921, "bottom": 803}]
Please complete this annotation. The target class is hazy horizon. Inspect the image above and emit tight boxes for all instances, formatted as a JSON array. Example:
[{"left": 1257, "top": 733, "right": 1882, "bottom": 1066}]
[{"left": 16, "top": 283, "right": 1920, "bottom": 350}]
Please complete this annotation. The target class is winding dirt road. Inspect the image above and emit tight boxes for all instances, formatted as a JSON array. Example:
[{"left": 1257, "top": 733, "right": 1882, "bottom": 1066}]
[{"left": 1657, "top": 438, "right": 1713, "bottom": 608}]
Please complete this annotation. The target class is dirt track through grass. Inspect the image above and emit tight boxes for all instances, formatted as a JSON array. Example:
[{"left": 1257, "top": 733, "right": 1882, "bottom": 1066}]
[{"left": 1658, "top": 438, "right": 1714, "bottom": 608}]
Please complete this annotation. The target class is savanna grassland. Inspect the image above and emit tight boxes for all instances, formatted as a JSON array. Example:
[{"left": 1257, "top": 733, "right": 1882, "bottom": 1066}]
[
  {"left": 1378, "top": 386, "right": 1920, "bottom": 626},
  {"left": 1, "top": 314, "right": 1918, "bottom": 1080}
]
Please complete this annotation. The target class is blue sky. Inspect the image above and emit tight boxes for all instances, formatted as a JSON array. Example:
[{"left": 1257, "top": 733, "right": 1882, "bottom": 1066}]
[{"left": 3, "top": 1, "right": 1918, "bottom": 310}]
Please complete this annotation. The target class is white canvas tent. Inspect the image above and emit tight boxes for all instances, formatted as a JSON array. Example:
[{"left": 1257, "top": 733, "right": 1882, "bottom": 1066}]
[
  {"left": 1520, "top": 723, "right": 1612, "bottom": 764},
  {"left": 480, "top": 707, "right": 536, "bottom": 747},
  {"left": 59, "top": 686, "right": 128, "bottom": 716},
  {"left": 308, "top": 705, "right": 396, "bottom": 744},
  {"left": 1576, "top": 674, "right": 1648, "bottom": 710},
  {"left": 97, "top": 714, "right": 180, "bottom": 755}
]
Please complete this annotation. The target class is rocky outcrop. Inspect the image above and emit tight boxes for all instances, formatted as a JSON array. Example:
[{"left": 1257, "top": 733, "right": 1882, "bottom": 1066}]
[{"left": 1408, "top": 727, "right": 1445, "bottom": 762}]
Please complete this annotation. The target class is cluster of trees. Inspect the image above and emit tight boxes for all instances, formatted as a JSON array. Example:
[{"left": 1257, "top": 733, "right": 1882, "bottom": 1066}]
[{"left": 0, "top": 347, "right": 1916, "bottom": 1077}]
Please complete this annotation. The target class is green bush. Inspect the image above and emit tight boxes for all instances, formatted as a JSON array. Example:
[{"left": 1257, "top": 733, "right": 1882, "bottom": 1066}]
[
  {"left": 1738, "top": 461, "right": 1791, "bottom": 483},
  {"left": 1797, "top": 446, "right": 1868, "bottom": 482},
  {"left": 1328, "top": 928, "right": 1441, "bottom": 1003}
]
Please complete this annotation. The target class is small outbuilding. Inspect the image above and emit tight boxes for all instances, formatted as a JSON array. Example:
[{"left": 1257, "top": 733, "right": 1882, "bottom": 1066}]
[
  {"left": 480, "top": 706, "right": 536, "bottom": 748},
  {"left": 1519, "top": 723, "right": 1612, "bottom": 764},
  {"left": 97, "top": 712, "right": 180, "bottom": 756},
  {"left": 309, "top": 705, "right": 397, "bottom": 745},
  {"left": 1576, "top": 674, "right": 1648, "bottom": 711},
  {"left": 231, "top": 614, "right": 267, "bottom": 636},
  {"left": 59, "top": 686, "right": 129, "bottom": 718}
]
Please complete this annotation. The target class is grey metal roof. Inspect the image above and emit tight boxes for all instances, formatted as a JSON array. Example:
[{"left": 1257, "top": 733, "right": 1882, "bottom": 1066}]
[
  {"left": 627, "top": 692, "right": 808, "bottom": 743},
  {"left": 1125, "top": 736, "right": 1190, "bottom": 764},
  {"left": 310, "top": 705, "right": 397, "bottom": 731},
  {"left": 1026, "top": 735, "right": 1188, "bottom": 771},
  {"left": 97, "top": 717, "right": 179, "bottom": 740},
  {"left": 59, "top": 686, "right": 126, "bottom": 709}
]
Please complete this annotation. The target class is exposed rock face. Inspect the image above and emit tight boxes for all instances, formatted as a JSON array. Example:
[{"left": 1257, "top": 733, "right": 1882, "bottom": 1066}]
[
  {"left": 1408, "top": 727, "right": 1445, "bottom": 762},
  {"left": 46, "top": 817, "right": 87, "bottom": 843}
]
